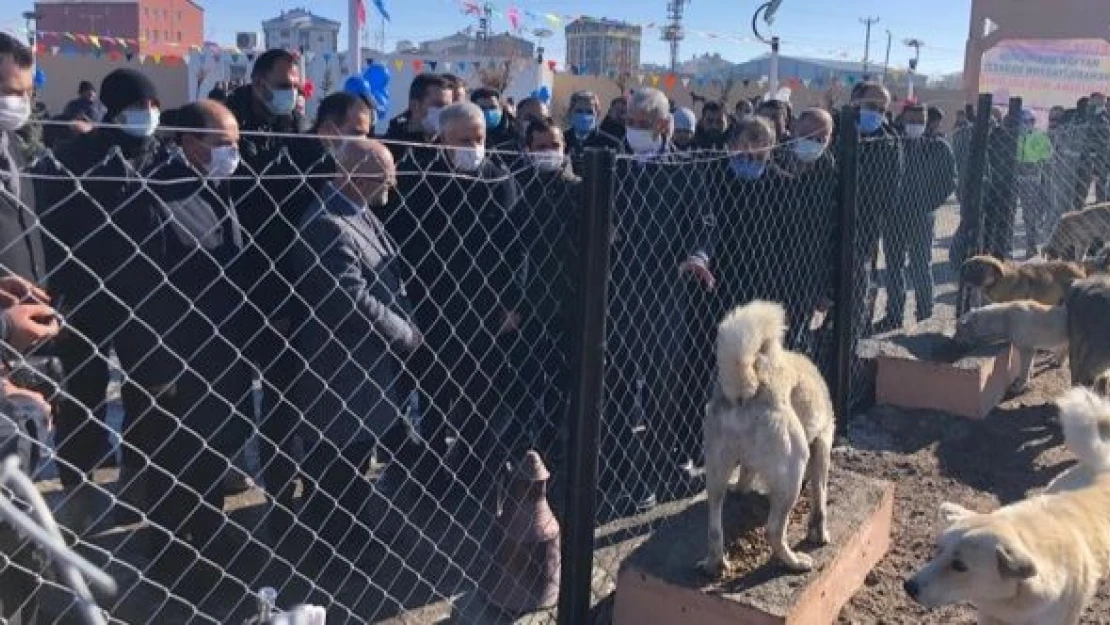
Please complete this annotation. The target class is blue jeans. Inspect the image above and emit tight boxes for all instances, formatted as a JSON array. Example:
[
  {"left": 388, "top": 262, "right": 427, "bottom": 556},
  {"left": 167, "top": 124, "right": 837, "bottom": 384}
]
[{"left": 884, "top": 211, "right": 937, "bottom": 323}]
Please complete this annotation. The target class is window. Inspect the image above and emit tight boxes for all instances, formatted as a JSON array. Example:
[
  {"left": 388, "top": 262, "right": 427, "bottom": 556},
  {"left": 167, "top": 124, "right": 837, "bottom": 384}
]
[
  {"left": 177, "top": 31, "right": 182, "bottom": 42},
  {"left": 144, "top": 7, "right": 149, "bottom": 17},
  {"left": 152, "top": 30, "right": 158, "bottom": 41},
  {"left": 163, "top": 30, "right": 169, "bottom": 40},
  {"left": 177, "top": 11, "right": 182, "bottom": 20},
  {"left": 281, "top": 29, "right": 290, "bottom": 37},
  {"left": 317, "top": 35, "right": 325, "bottom": 43}
]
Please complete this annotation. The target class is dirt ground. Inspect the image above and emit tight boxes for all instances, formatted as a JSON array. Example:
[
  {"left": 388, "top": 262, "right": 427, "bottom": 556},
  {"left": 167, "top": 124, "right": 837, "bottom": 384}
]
[{"left": 835, "top": 362, "right": 1110, "bottom": 624}]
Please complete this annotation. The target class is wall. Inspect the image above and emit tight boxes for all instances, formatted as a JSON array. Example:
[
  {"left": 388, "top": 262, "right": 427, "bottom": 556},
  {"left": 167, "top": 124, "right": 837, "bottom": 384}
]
[
  {"left": 551, "top": 74, "right": 969, "bottom": 129},
  {"left": 36, "top": 1, "right": 140, "bottom": 42},
  {"left": 36, "top": 54, "right": 189, "bottom": 115},
  {"left": 137, "top": 0, "right": 204, "bottom": 56},
  {"left": 963, "top": 0, "right": 1110, "bottom": 101}
]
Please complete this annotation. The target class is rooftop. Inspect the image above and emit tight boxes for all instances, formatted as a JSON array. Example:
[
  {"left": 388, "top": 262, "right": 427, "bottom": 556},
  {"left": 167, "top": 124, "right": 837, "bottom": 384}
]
[{"left": 262, "top": 7, "right": 341, "bottom": 29}]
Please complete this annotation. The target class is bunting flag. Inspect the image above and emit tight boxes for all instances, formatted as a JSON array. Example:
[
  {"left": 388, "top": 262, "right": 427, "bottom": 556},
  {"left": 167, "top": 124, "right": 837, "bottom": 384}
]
[
  {"left": 50, "top": 46, "right": 59, "bottom": 56},
  {"left": 507, "top": 5, "right": 521, "bottom": 30},
  {"left": 635, "top": 73, "right": 645, "bottom": 84},
  {"left": 152, "top": 53, "right": 162, "bottom": 64},
  {"left": 372, "top": 0, "right": 391, "bottom": 21},
  {"left": 456, "top": 61, "right": 467, "bottom": 72},
  {"left": 356, "top": 0, "right": 367, "bottom": 26},
  {"left": 393, "top": 58, "right": 404, "bottom": 71},
  {"left": 413, "top": 59, "right": 424, "bottom": 72},
  {"left": 681, "top": 77, "right": 691, "bottom": 88},
  {"left": 428, "top": 60, "right": 438, "bottom": 71},
  {"left": 650, "top": 74, "right": 660, "bottom": 87},
  {"left": 138, "top": 54, "right": 147, "bottom": 64},
  {"left": 663, "top": 73, "right": 677, "bottom": 90}
]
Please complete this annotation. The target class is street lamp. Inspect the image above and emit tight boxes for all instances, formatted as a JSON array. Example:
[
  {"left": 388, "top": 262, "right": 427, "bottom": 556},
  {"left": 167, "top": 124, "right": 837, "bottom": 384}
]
[
  {"left": 752, "top": 0, "right": 784, "bottom": 94},
  {"left": 22, "top": 11, "right": 41, "bottom": 48},
  {"left": 905, "top": 37, "right": 924, "bottom": 100}
]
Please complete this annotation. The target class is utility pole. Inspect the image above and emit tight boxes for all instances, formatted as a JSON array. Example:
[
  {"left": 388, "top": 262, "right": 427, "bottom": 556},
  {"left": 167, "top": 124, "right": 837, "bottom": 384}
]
[
  {"left": 882, "top": 29, "right": 892, "bottom": 84},
  {"left": 663, "top": 0, "right": 690, "bottom": 74},
  {"left": 860, "top": 16, "right": 879, "bottom": 79},
  {"left": 905, "top": 38, "right": 924, "bottom": 100}
]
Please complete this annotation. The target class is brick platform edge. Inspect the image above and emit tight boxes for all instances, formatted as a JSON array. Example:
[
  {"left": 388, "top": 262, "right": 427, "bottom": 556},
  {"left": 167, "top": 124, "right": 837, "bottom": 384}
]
[
  {"left": 612, "top": 471, "right": 894, "bottom": 625},
  {"left": 875, "top": 344, "right": 1019, "bottom": 419}
]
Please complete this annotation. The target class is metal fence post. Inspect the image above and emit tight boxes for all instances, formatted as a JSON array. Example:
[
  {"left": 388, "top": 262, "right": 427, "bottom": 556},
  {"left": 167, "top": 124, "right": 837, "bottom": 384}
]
[
  {"left": 557, "top": 147, "right": 615, "bottom": 625},
  {"left": 832, "top": 104, "right": 859, "bottom": 436},
  {"left": 957, "top": 93, "right": 994, "bottom": 317}
]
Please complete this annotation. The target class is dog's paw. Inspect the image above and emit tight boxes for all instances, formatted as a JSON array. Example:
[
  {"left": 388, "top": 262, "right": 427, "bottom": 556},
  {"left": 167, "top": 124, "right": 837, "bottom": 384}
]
[
  {"left": 697, "top": 556, "right": 731, "bottom": 579},
  {"left": 779, "top": 551, "right": 814, "bottom": 573},
  {"left": 806, "top": 524, "right": 830, "bottom": 547}
]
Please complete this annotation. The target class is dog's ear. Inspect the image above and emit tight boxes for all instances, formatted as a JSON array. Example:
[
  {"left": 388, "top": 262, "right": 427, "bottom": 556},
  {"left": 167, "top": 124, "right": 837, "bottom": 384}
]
[
  {"left": 962, "top": 257, "right": 1003, "bottom": 288},
  {"left": 995, "top": 541, "right": 1037, "bottom": 580},
  {"left": 938, "top": 502, "right": 976, "bottom": 527}
]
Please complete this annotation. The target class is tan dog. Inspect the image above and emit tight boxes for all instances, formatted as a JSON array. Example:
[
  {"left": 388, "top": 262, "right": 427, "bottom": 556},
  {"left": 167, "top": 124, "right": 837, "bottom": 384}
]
[
  {"left": 1044, "top": 203, "right": 1110, "bottom": 261},
  {"left": 961, "top": 255, "right": 1089, "bottom": 306},
  {"left": 699, "top": 301, "right": 834, "bottom": 576},
  {"left": 954, "top": 301, "right": 1069, "bottom": 393},
  {"left": 905, "top": 388, "right": 1110, "bottom": 625}
]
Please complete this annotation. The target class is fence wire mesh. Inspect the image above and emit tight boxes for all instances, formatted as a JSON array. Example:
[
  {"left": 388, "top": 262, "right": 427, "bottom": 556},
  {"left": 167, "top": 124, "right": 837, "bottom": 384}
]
[
  {"left": 7, "top": 92, "right": 1105, "bottom": 625},
  {"left": 3, "top": 122, "right": 581, "bottom": 624}
]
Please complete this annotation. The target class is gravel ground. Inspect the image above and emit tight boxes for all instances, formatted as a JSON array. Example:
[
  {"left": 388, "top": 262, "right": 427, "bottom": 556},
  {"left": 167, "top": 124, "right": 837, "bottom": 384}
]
[{"left": 835, "top": 362, "right": 1110, "bottom": 624}]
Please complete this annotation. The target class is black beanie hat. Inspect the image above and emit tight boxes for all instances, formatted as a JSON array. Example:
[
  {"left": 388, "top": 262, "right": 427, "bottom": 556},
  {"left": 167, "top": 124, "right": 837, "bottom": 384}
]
[{"left": 100, "top": 69, "right": 160, "bottom": 121}]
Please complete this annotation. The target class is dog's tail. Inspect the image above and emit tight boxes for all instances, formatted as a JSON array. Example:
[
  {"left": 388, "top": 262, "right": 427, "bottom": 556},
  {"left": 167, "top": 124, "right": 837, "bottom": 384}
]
[
  {"left": 1056, "top": 387, "right": 1110, "bottom": 474},
  {"left": 718, "top": 300, "right": 787, "bottom": 355}
]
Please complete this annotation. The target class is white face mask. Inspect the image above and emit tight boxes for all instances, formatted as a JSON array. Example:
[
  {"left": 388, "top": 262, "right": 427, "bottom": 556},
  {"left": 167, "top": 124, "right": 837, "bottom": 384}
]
[
  {"left": 267, "top": 88, "right": 297, "bottom": 116},
  {"left": 450, "top": 145, "right": 485, "bottom": 172},
  {"left": 207, "top": 144, "right": 240, "bottom": 178},
  {"left": 0, "top": 96, "right": 31, "bottom": 132},
  {"left": 904, "top": 123, "right": 926, "bottom": 139},
  {"left": 120, "top": 108, "right": 160, "bottom": 137},
  {"left": 625, "top": 127, "right": 662, "bottom": 154},
  {"left": 423, "top": 106, "right": 442, "bottom": 136},
  {"left": 529, "top": 150, "right": 564, "bottom": 172}
]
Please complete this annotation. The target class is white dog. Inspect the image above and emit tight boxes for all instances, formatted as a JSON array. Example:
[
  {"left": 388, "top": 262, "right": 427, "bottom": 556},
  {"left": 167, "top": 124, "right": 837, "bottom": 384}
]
[
  {"left": 699, "top": 301, "right": 835, "bottom": 576},
  {"left": 905, "top": 387, "right": 1110, "bottom": 624}
]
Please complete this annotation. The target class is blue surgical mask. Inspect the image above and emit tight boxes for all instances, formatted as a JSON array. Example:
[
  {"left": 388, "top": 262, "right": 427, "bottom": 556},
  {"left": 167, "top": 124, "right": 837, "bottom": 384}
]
[
  {"left": 267, "top": 87, "right": 297, "bottom": 116},
  {"left": 792, "top": 139, "right": 825, "bottom": 163},
  {"left": 859, "top": 109, "right": 884, "bottom": 134},
  {"left": 120, "top": 108, "right": 159, "bottom": 137},
  {"left": 483, "top": 108, "right": 503, "bottom": 130},
  {"left": 572, "top": 112, "right": 596, "bottom": 135},
  {"left": 729, "top": 156, "right": 766, "bottom": 180}
]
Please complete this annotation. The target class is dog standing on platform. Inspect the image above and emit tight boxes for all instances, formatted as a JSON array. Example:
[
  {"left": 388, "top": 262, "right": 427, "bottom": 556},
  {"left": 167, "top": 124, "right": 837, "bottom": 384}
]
[
  {"left": 953, "top": 301, "right": 1070, "bottom": 394},
  {"left": 699, "top": 301, "right": 835, "bottom": 576}
]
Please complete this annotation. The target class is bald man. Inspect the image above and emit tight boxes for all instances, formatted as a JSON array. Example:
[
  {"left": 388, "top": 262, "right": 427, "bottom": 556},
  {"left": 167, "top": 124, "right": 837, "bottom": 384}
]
[
  {"left": 106, "top": 98, "right": 258, "bottom": 601},
  {"left": 292, "top": 137, "right": 421, "bottom": 563}
]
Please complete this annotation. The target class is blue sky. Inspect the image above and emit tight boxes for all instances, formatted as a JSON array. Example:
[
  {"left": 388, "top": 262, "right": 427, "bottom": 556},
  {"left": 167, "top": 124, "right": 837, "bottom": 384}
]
[{"left": 1, "top": 0, "right": 972, "bottom": 75}]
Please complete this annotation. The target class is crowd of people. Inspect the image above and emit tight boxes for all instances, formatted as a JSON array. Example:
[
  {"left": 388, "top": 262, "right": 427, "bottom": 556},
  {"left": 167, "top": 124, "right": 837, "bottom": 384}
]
[{"left": 3, "top": 29, "right": 1109, "bottom": 619}]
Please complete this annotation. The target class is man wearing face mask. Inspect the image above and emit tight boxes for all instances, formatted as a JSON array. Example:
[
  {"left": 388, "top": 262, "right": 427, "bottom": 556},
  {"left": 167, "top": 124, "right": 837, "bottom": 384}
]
[
  {"left": 293, "top": 138, "right": 425, "bottom": 572},
  {"left": 694, "top": 101, "right": 730, "bottom": 150},
  {"left": 876, "top": 102, "right": 955, "bottom": 331},
  {"left": 564, "top": 91, "right": 622, "bottom": 159},
  {"left": 104, "top": 101, "right": 257, "bottom": 600},
  {"left": 471, "top": 87, "right": 517, "bottom": 156},
  {"left": 507, "top": 118, "right": 580, "bottom": 468},
  {"left": 385, "top": 73, "right": 452, "bottom": 164},
  {"left": 842, "top": 81, "right": 903, "bottom": 337},
  {"left": 388, "top": 101, "right": 521, "bottom": 502},
  {"left": 35, "top": 68, "right": 163, "bottom": 536},
  {"left": 605, "top": 87, "right": 714, "bottom": 510}
]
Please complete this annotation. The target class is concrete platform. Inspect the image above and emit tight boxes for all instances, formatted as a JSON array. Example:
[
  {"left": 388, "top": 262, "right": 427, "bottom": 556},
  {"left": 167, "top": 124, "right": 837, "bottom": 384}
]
[
  {"left": 861, "top": 319, "right": 1020, "bottom": 419},
  {"left": 611, "top": 471, "right": 893, "bottom": 625}
]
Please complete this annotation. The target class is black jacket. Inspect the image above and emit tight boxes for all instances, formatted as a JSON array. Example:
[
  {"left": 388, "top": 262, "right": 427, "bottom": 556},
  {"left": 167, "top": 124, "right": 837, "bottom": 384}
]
[
  {"left": 896, "top": 134, "right": 957, "bottom": 218},
  {"left": 856, "top": 122, "right": 905, "bottom": 253},
  {"left": 386, "top": 148, "right": 522, "bottom": 350},
  {"left": 34, "top": 128, "right": 161, "bottom": 304},
  {"left": 0, "top": 132, "right": 45, "bottom": 284},
  {"left": 225, "top": 84, "right": 327, "bottom": 322},
  {"left": 384, "top": 113, "right": 438, "bottom": 168},
  {"left": 109, "top": 158, "right": 257, "bottom": 389}
]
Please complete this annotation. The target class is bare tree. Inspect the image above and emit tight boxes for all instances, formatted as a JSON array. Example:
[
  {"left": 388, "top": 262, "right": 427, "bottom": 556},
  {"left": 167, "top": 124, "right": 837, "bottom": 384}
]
[{"left": 477, "top": 44, "right": 521, "bottom": 92}]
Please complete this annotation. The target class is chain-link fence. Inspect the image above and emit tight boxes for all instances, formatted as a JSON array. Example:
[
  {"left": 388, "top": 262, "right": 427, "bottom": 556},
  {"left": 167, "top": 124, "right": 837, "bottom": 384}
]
[{"left": 3, "top": 91, "right": 1093, "bottom": 624}]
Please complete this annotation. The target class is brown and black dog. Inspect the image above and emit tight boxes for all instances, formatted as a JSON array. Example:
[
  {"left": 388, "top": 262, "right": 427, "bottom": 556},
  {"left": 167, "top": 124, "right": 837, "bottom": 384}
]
[{"left": 960, "top": 255, "right": 1107, "bottom": 306}]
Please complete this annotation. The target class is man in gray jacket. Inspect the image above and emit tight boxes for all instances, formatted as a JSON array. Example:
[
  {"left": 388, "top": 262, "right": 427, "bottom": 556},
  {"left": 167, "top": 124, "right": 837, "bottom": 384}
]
[{"left": 292, "top": 138, "right": 420, "bottom": 565}]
